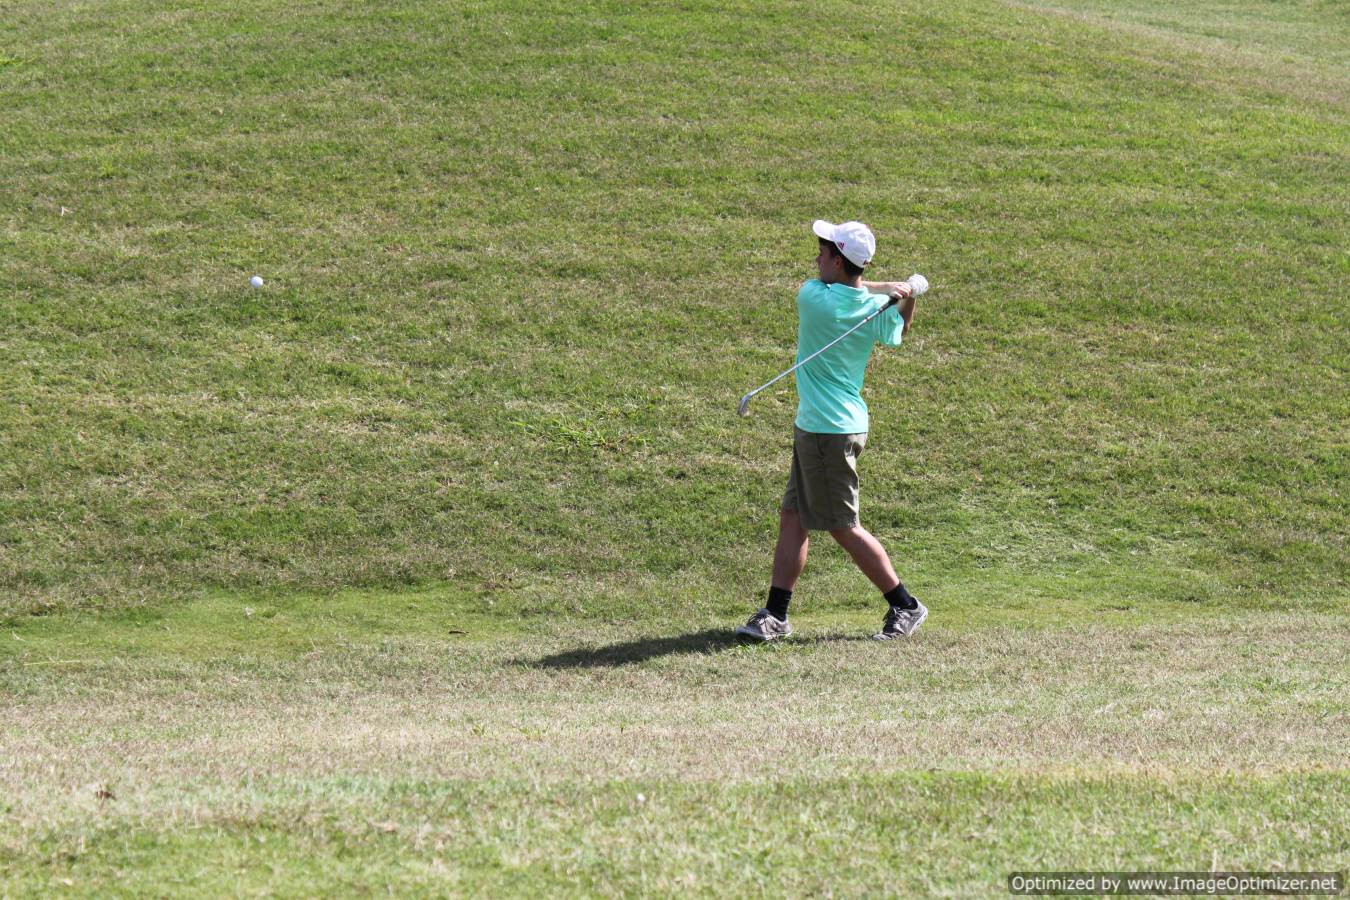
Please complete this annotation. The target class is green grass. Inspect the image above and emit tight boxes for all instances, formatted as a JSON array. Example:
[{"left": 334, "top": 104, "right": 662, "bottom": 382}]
[
  {"left": 9, "top": 775, "right": 1346, "bottom": 896},
  {"left": 2, "top": 0, "right": 1346, "bottom": 620},
  {"left": 4, "top": 605, "right": 1348, "bottom": 894},
  {"left": 2, "top": 0, "right": 1347, "bottom": 893},
  {"left": 1024, "top": 0, "right": 1350, "bottom": 71}
]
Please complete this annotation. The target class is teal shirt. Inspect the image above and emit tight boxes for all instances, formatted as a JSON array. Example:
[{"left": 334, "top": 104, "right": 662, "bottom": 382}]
[{"left": 793, "top": 279, "right": 905, "bottom": 434}]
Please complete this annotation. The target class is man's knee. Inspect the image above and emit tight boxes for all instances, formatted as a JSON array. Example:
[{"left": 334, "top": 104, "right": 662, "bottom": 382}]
[
  {"left": 829, "top": 524, "right": 866, "bottom": 546},
  {"left": 780, "top": 508, "right": 807, "bottom": 535}
]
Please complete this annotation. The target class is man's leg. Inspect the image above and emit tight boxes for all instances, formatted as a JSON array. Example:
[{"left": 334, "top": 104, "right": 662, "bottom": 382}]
[
  {"left": 772, "top": 508, "right": 809, "bottom": 592},
  {"left": 828, "top": 524, "right": 898, "bottom": 592},
  {"left": 761, "top": 508, "right": 808, "bottom": 622},
  {"left": 832, "top": 524, "right": 927, "bottom": 639},
  {"left": 738, "top": 509, "right": 807, "bottom": 641},
  {"left": 740, "top": 437, "right": 811, "bottom": 641}
]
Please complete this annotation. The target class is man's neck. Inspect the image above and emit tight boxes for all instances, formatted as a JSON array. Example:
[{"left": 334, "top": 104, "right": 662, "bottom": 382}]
[{"left": 821, "top": 273, "right": 864, "bottom": 288}]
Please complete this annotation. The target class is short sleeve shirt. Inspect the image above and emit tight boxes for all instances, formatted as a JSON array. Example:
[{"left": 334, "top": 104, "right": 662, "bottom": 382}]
[{"left": 793, "top": 279, "right": 904, "bottom": 434}]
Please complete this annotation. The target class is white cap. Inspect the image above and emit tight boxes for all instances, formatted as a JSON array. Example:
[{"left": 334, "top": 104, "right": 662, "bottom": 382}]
[{"left": 812, "top": 219, "right": 875, "bottom": 268}]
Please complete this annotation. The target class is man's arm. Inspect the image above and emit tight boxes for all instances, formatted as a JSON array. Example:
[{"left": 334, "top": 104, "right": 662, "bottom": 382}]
[
  {"left": 862, "top": 280, "right": 913, "bottom": 299},
  {"left": 864, "top": 281, "right": 917, "bottom": 336},
  {"left": 896, "top": 293, "right": 916, "bottom": 336}
]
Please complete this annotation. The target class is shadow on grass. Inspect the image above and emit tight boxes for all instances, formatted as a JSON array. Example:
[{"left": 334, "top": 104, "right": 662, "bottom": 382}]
[{"left": 524, "top": 628, "right": 875, "bottom": 669}]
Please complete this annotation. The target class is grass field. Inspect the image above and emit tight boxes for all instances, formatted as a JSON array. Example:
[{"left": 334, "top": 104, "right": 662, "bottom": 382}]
[{"left": 2, "top": 0, "right": 1347, "bottom": 894}]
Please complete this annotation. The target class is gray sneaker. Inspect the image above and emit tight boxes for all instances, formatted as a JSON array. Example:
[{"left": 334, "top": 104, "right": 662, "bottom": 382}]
[
  {"left": 736, "top": 608, "right": 793, "bottom": 642},
  {"left": 873, "top": 600, "right": 927, "bottom": 640}
]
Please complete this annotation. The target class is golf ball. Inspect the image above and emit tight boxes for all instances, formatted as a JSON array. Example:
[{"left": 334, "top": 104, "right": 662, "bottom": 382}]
[{"left": 250, "top": 275, "right": 264, "bottom": 288}]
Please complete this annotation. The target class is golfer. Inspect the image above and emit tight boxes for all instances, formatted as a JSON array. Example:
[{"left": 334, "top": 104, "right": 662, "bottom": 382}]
[{"left": 737, "top": 219, "right": 927, "bottom": 642}]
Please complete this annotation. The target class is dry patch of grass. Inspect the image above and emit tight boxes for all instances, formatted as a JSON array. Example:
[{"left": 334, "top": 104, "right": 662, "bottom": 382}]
[
  {"left": 5, "top": 773, "right": 1345, "bottom": 897},
  {"left": 2, "top": 611, "right": 1345, "bottom": 893},
  {"left": 4, "top": 614, "right": 1345, "bottom": 829}
]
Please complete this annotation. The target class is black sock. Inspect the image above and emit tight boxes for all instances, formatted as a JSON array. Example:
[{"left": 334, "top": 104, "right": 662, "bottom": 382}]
[
  {"left": 766, "top": 586, "right": 792, "bottom": 621},
  {"left": 884, "top": 583, "right": 918, "bottom": 611}
]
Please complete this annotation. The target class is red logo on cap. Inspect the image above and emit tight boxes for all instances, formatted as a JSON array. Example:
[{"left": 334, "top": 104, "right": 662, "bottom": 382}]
[{"left": 837, "top": 242, "right": 846, "bottom": 251}]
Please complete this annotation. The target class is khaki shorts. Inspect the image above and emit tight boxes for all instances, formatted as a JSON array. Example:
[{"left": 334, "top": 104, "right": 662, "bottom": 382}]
[{"left": 781, "top": 427, "right": 868, "bottom": 531}]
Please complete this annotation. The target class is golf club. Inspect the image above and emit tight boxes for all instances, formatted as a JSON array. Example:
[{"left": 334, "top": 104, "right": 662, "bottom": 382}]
[{"left": 738, "top": 274, "right": 928, "bottom": 417}]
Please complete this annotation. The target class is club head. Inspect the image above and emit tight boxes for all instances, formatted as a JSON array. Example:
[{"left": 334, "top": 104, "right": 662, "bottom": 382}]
[{"left": 737, "top": 395, "right": 752, "bottom": 417}]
